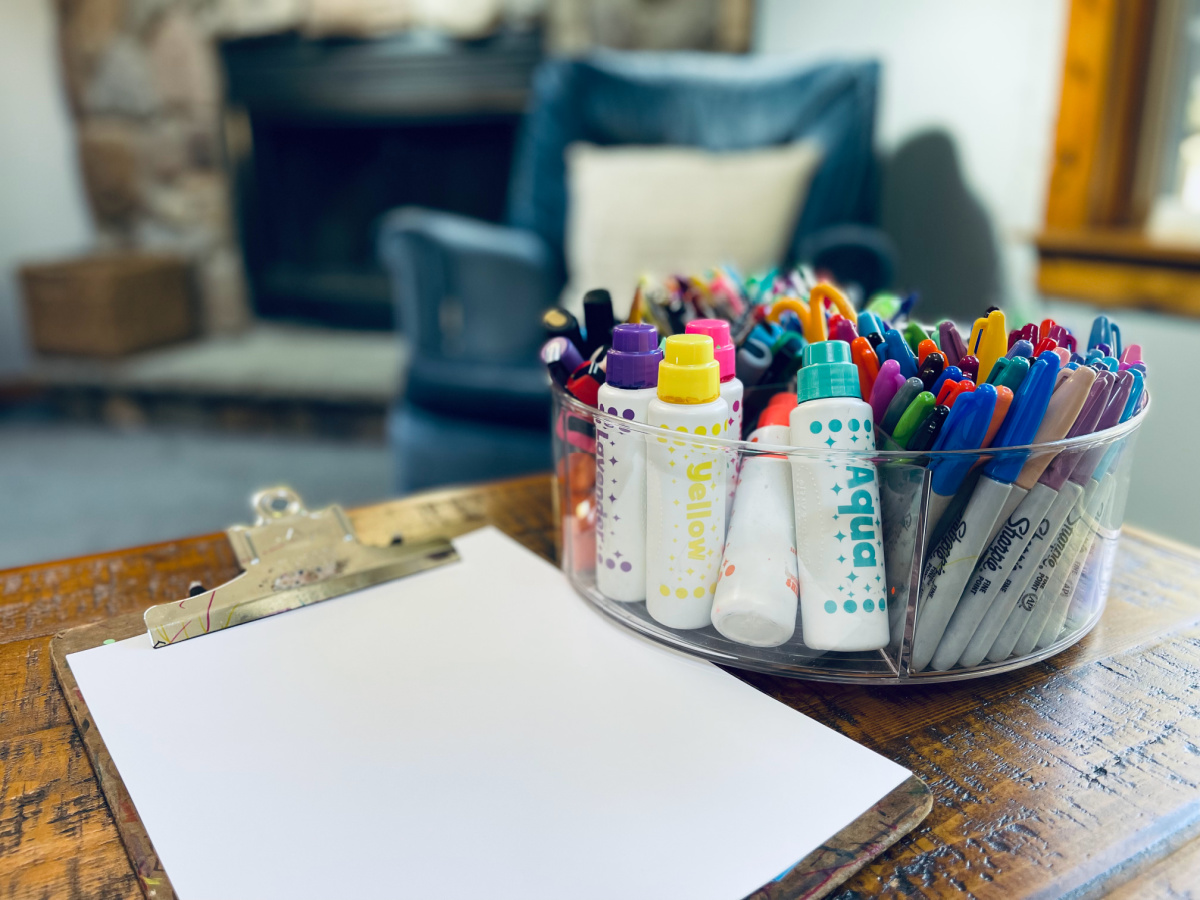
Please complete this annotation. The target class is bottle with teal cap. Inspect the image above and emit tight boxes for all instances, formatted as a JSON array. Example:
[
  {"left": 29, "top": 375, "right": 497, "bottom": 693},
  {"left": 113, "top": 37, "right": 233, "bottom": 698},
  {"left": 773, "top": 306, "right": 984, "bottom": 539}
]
[{"left": 787, "top": 340, "right": 890, "bottom": 652}]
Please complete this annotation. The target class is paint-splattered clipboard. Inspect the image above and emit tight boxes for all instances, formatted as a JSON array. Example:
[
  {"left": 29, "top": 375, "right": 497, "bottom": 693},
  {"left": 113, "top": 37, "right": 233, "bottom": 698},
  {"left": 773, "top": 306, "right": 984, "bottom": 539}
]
[{"left": 51, "top": 488, "right": 932, "bottom": 900}]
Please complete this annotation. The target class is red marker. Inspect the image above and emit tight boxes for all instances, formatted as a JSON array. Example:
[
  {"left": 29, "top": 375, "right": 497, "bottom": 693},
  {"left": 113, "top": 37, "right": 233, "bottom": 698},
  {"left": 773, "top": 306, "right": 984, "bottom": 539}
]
[
  {"left": 958, "top": 355, "right": 980, "bottom": 382},
  {"left": 1039, "top": 318, "right": 1056, "bottom": 343},
  {"left": 936, "top": 378, "right": 974, "bottom": 408},
  {"left": 1034, "top": 336, "right": 1058, "bottom": 355},
  {"left": 1008, "top": 323, "right": 1037, "bottom": 349},
  {"left": 981, "top": 385, "right": 1014, "bottom": 447}
]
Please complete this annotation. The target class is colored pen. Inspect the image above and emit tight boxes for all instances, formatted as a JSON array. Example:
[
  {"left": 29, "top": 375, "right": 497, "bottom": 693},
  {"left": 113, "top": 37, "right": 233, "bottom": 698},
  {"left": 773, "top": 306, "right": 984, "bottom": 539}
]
[
  {"left": 957, "top": 355, "right": 980, "bottom": 382},
  {"left": 542, "top": 336, "right": 584, "bottom": 387},
  {"left": 891, "top": 392, "right": 937, "bottom": 448},
  {"left": 992, "top": 355, "right": 1031, "bottom": 393},
  {"left": 912, "top": 350, "right": 1060, "bottom": 671},
  {"left": 582, "top": 289, "right": 615, "bottom": 356},
  {"left": 881, "top": 377, "right": 925, "bottom": 435},
  {"left": 934, "top": 377, "right": 968, "bottom": 408},
  {"left": 917, "top": 351, "right": 946, "bottom": 390},
  {"left": 1008, "top": 323, "right": 1037, "bottom": 348},
  {"left": 907, "top": 405, "right": 949, "bottom": 451},
  {"left": 850, "top": 336, "right": 881, "bottom": 400},
  {"left": 904, "top": 322, "right": 930, "bottom": 357},
  {"left": 1007, "top": 339, "right": 1033, "bottom": 359},
  {"left": 922, "top": 384, "right": 1000, "bottom": 539},
  {"left": 542, "top": 307, "right": 584, "bottom": 354},
  {"left": 883, "top": 329, "right": 919, "bottom": 379},
  {"left": 869, "top": 359, "right": 906, "bottom": 424},
  {"left": 832, "top": 316, "right": 858, "bottom": 343},
  {"left": 930, "top": 365, "right": 963, "bottom": 399},
  {"left": 736, "top": 338, "right": 773, "bottom": 386},
  {"left": 930, "top": 364, "right": 1098, "bottom": 670},
  {"left": 969, "top": 309, "right": 1007, "bottom": 382},
  {"left": 980, "top": 385, "right": 1014, "bottom": 448},
  {"left": 917, "top": 339, "right": 939, "bottom": 366},
  {"left": 1088, "top": 315, "right": 1121, "bottom": 358},
  {"left": 939, "top": 321, "right": 967, "bottom": 367}
]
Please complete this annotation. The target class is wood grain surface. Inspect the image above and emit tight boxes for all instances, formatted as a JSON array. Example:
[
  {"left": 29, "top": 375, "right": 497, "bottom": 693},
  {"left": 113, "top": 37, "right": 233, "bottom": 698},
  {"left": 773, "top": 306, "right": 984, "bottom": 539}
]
[{"left": 4, "top": 473, "right": 1200, "bottom": 898}]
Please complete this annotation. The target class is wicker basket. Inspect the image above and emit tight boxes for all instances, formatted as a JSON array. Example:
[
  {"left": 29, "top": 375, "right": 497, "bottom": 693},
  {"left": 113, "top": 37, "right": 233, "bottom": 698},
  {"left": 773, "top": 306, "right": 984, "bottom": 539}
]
[{"left": 21, "top": 253, "right": 198, "bottom": 357}]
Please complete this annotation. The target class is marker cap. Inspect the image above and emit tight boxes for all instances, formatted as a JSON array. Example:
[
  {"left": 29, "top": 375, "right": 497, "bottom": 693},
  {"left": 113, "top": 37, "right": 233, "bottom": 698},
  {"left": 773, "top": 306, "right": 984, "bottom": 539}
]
[
  {"left": 983, "top": 351, "right": 1061, "bottom": 483},
  {"left": 685, "top": 319, "right": 736, "bottom": 382},
  {"left": 657, "top": 334, "right": 720, "bottom": 404},
  {"left": 798, "top": 340, "right": 862, "bottom": 402},
  {"left": 606, "top": 323, "right": 663, "bottom": 389}
]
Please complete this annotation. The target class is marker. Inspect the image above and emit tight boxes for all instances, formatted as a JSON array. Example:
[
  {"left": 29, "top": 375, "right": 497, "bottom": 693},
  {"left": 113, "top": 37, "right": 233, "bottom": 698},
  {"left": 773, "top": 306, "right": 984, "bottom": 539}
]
[
  {"left": 883, "top": 329, "right": 919, "bottom": 379},
  {"left": 988, "top": 370, "right": 1135, "bottom": 661},
  {"left": 1119, "top": 344, "right": 1142, "bottom": 370},
  {"left": 890, "top": 392, "right": 937, "bottom": 448},
  {"left": 907, "top": 405, "right": 949, "bottom": 451},
  {"left": 857, "top": 311, "right": 886, "bottom": 343},
  {"left": 881, "top": 377, "right": 926, "bottom": 436},
  {"left": 1009, "top": 323, "right": 1037, "bottom": 348},
  {"left": 904, "top": 322, "right": 931, "bottom": 357},
  {"left": 957, "top": 355, "right": 980, "bottom": 382},
  {"left": 1034, "top": 336, "right": 1058, "bottom": 356},
  {"left": 934, "top": 377, "right": 969, "bottom": 408},
  {"left": 1047, "top": 323, "right": 1077, "bottom": 354},
  {"left": 929, "top": 365, "right": 1097, "bottom": 670},
  {"left": 929, "top": 365, "right": 963, "bottom": 399},
  {"left": 960, "top": 371, "right": 1114, "bottom": 666},
  {"left": 850, "top": 336, "right": 882, "bottom": 400},
  {"left": 759, "top": 332, "right": 805, "bottom": 386},
  {"left": 542, "top": 307, "right": 584, "bottom": 354},
  {"left": 917, "top": 351, "right": 946, "bottom": 390},
  {"left": 582, "top": 289, "right": 615, "bottom": 356},
  {"left": 542, "top": 336, "right": 584, "bottom": 387},
  {"left": 594, "top": 324, "right": 664, "bottom": 602},
  {"left": 968, "top": 309, "right": 1007, "bottom": 382},
  {"left": 921, "top": 384, "right": 999, "bottom": 543},
  {"left": 565, "top": 360, "right": 604, "bottom": 406},
  {"left": 992, "top": 355, "right": 1031, "bottom": 393},
  {"left": 939, "top": 321, "right": 968, "bottom": 367},
  {"left": 1088, "top": 315, "right": 1121, "bottom": 358},
  {"left": 980, "top": 385, "right": 1014, "bottom": 448},
  {"left": 1007, "top": 340, "right": 1033, "bottom": 359},
  {"left": 869, "top": 359, "right": 905, "bottom": 424},
  {"left": 736, "top": 337, "right": 773, "bottom": 386},
  {"left": 917, "top": 339, "right": 939, "bottom": 366},
  {"left": 645, "top": 334, "right": 730, "bottom": 629},
  {"left": 832, "top": 317, "right": 859, "bottom": 343},
  {"left": 911, "top": 351, "right": 1060, "bottom": 670}
]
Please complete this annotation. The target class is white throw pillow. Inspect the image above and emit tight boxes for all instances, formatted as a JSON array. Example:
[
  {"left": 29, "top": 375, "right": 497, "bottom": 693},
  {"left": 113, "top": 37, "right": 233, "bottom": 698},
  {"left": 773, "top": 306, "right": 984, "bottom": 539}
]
[{"left": 562, "top": 140, "right": 823, "bottom": 318}]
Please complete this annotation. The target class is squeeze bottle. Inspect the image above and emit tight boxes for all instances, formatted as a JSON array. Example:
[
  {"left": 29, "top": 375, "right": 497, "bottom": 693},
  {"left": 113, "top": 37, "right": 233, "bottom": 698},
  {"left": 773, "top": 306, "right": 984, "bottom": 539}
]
[
  {"left": 686, "top": 319, "right": 744, "bottom": 526},
  {"left": 594, "top": 323, "right": 663, "bottom": 602},
  {"left": 711, "top": 402, "right": 798, "bottom": 647},
  {"left": 788, "top": 341, "right": 889, "bottom": 651},
  {"left": 646, "top": 334, "right": 730, "bottom": 629}
]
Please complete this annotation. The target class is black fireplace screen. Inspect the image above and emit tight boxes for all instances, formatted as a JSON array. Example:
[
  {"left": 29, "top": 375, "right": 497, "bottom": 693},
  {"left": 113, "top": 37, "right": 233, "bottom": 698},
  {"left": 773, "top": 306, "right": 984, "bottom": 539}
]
[{"left": 221, "top": 30, "right": 540, "bottom": 330}]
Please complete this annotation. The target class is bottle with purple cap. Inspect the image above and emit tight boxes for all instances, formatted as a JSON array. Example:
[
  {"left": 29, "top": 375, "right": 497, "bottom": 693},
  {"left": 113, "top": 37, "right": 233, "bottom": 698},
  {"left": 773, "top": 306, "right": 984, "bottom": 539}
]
[{"left": 595, "top": 323, "right": 663, "bottom": 602}]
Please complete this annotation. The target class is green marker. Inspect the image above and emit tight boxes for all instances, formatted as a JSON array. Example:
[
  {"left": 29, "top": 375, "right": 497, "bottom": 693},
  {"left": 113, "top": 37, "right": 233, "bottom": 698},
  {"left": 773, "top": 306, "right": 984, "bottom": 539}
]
[
  {"left": 903, "top": 322, "right": 930, "bottom": 357},
  {"left": 892, "top": 391, "right": 937, "bottom": 449},
  {"left": 993, "top": 355, "right": 1030, "bottom": 393}
]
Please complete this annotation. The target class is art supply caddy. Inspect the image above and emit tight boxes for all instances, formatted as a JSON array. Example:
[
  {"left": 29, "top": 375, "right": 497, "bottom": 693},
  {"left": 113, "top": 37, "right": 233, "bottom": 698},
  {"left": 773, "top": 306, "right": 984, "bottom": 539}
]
[{"left": 544, "top": 270, "right": 1149, "bottom": 684}]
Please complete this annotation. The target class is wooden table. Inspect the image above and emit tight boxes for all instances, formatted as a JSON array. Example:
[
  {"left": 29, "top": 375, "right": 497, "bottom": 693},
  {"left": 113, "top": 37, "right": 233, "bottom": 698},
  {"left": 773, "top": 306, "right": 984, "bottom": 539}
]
[{"left": 4, "top": 473, "right": 1200, "bottom": 899}]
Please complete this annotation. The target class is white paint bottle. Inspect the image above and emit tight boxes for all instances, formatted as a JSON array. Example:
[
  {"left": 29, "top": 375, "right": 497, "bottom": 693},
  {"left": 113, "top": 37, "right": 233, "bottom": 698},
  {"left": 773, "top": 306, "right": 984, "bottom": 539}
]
[
  {"left": 686, "top": 319, "right": 744, "bottom": 525},
  {"left": 788, "top": 340, "right": 890, "bottom": 652},
  {"left": 645, "top": 334, "right": 730, "bottom": 629},
  {"left": 711, "top": 402, "right": 799, "bottom": 647},
  {"left": 594, "top": 323, "right": 663, "bottom": 602}
]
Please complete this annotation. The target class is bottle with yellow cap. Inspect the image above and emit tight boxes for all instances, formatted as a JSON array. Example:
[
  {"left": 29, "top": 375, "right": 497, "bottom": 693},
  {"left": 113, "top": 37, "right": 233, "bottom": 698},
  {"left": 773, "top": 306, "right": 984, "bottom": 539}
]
[
  {"left": 787, "top": 340, "right": 889, "bottom": 652},
  {"left": 645, "top": 334, "right": 731, "bottom": 629}
]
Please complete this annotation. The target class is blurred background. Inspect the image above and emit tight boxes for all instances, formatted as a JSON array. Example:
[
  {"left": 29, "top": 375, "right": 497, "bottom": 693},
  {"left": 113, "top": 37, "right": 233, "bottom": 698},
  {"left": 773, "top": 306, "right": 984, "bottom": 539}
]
[{"left": 0, "top": 0, "right": 1194, "bottom": 568}]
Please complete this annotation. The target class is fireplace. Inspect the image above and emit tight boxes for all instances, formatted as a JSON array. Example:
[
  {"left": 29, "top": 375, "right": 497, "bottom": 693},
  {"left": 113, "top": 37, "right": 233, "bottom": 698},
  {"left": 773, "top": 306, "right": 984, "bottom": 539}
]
[{"left": 220, "top": 28, "right": 542, "bottom": 329}]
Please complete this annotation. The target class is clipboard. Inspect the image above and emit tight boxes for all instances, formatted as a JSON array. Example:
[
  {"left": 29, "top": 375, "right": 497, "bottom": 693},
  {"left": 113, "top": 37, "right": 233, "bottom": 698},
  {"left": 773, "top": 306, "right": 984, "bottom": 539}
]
[{"left": 51, "top": 488, "right": 932, "bottom": 900}]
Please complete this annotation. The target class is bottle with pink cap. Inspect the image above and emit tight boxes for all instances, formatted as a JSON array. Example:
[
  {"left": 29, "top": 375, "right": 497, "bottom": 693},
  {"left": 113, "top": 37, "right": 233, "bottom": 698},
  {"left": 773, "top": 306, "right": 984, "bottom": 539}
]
[{"left": 685, "top": 319, "right": 744, "bottom": 526}]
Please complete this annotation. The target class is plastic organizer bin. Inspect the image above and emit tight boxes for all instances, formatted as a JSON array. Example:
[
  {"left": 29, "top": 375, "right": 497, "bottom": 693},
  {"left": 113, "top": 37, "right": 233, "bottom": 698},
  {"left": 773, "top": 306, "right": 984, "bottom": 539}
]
[{"left": 551, "top": 383, "right": 1147, "bottom": 684}]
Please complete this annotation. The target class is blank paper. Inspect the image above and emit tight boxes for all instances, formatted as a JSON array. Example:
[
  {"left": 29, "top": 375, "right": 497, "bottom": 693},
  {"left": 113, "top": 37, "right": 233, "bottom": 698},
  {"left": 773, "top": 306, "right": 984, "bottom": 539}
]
[{"left": 68, "top": 527, "right": 909, "bottom": 900}]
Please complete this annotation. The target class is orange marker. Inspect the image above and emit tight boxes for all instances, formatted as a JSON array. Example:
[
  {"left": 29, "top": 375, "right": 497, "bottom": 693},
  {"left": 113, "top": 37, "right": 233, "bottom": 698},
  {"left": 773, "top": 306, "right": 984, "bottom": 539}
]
[
  {"left": 917, "top": 338, "right": 939, "bottom": 366},
  {"left": 980, "top": 386, "right": 1014, "bottom": 448},
  {"left": 850, "top": 336, "right": 881, "bottom": 400}
]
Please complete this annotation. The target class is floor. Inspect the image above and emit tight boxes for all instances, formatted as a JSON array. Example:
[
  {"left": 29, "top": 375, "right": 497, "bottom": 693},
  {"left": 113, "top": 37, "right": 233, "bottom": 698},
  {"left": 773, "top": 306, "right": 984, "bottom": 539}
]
[{"left": 0, "top": 418, "right": 394, "bottom": 569}]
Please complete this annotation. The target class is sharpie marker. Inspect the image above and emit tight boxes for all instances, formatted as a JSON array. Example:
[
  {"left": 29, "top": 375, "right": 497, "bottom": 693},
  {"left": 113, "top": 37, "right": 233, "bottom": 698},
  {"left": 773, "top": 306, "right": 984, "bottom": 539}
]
[
  {"left": 968, "top": 309, "right": 1007, "bottom": 382},
  {"left": 890, "top": 392, "right": 937, "bottom": 449},
  {"left": 929, "top": 365, "right": 963, "bottom": 400},
  {"left": 582, "top": 289, "right": 615, "bottom": 356},
  {"left": 929, "top": 365, "right": 1097, "bottom": 670},
  {"left": 911, "top": 351, "right": 1060, "bottom": 671},
  {"left": 922, "top": 384, "right": 999, "bottom": 533},
  {"left": 542, "top": 307, "right": 584, "bottom": 354},
  {"left": 918, "top": 351, "right": 946, "bottom": 390},
  {"left": 542, "top": 336, "right": 584, "bottom": 387},
  {"left": 881, "top": 377, "right": 926, "bottom": 436},
  {"left": 939, "top": 321, "right": 967, "bottom": 367},
  {"left": 883, "top": 329, "right": 919, "bottom": 379},
  {"left": 869, "top": 359, "right": 905, "bottom": 424}
]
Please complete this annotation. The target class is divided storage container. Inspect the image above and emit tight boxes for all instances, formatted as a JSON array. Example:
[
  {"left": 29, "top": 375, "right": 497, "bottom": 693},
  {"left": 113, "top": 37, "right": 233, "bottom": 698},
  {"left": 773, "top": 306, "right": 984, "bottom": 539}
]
[{"left": 551, "top": 383, "right": 1146, "bottom": 684}]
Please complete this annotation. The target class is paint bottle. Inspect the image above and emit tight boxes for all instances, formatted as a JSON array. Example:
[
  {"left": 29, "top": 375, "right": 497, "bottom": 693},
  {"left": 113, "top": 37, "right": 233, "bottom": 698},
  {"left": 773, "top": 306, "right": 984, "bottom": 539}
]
[
  {"left": 710, "top": 402, "right": 798, "bottom": 647},
  {"left": 788, "top": 341, "right": 889, "bottom": 651},
  {"left": 645, "top": 334, "right": 730, "bottom": 629},
  {"left": 594, "top": 323, "right": 663, "bottom": 602},
  {"left": 686, "top": 319, "right": 745, "bottom": 526}
]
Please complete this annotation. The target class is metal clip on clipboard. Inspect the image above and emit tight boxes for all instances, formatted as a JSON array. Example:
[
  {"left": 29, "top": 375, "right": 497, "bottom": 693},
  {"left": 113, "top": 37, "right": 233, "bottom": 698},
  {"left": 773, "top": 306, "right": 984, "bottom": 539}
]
[{"left": 144, "top": 486, "right": 458, "bottom": 648}]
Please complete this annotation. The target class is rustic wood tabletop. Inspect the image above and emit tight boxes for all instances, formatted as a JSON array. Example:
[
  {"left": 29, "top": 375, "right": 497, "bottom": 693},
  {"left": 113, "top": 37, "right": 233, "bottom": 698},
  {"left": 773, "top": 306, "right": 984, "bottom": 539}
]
[{"left": 3, "top": 473, "right": 1200, "bottom": 898}]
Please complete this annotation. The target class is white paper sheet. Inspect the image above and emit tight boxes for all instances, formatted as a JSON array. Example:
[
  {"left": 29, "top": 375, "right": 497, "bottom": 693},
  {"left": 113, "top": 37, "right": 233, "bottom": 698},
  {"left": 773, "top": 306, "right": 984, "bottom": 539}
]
[{"left": 68, "top": 527, "right": 910, "bottom": 900}]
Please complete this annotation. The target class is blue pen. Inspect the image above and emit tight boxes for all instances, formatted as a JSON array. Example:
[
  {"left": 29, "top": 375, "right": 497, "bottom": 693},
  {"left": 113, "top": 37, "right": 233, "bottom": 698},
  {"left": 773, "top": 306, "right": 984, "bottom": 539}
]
[
  {"left": 929, "top": 365, "right": 963, "bottom": 399},
  {"left": 1088, "top": 315, "right": 1122, "bottom": 358},
  {"left": 857, "top": 311, "right": 886, "bottom": 341},
  {"left": 912, "top": 352, "right": 1060, "bottom": 670},
  {"left": 883, "top": 328, "right": 919, "bottom": 378},
  {"left": 1007, "top": 339, "right": 1034, "bottom": 359},
  {"left": 923, "top": 385, "right": 1000, "bottom": 529}
]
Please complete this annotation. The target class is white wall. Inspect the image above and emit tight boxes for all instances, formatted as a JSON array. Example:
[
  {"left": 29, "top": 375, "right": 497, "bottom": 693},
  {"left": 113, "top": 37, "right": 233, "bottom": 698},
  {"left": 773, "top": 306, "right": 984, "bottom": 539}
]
[
  {"left": 0, "top": 0, "right": 94, "bottom": 374},
  {"left": 755, "top": 0, "right": 1069, "bottom": 316}
]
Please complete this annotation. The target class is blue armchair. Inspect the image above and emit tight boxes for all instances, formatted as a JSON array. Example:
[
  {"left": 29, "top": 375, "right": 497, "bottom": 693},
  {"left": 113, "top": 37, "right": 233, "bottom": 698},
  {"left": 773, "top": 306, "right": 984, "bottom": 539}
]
[{"left": 379, "top": 53, "right": 887, "bottom": 495}]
